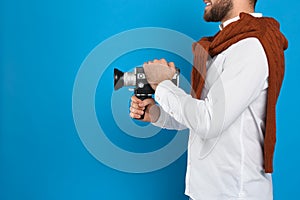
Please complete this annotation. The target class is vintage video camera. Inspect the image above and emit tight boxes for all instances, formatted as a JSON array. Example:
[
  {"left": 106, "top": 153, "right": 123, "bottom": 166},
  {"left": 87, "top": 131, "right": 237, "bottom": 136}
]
[{"left": 114, "top": 66, "right": 180, "bottom": 119}]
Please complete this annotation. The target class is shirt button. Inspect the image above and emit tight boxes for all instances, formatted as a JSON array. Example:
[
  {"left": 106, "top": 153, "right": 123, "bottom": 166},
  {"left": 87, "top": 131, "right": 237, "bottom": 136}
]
[{"left": 170, "top": 111, "right": 174, "bottom": 115}]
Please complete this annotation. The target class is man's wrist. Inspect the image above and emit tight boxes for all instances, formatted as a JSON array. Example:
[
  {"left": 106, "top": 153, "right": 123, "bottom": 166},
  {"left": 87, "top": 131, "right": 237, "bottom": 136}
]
[
  {"left": 149, "top": 104, "right": 161, "bottom": 123},
  {"left": 150, "top": 83, "right": 158, "bottom": 91}
]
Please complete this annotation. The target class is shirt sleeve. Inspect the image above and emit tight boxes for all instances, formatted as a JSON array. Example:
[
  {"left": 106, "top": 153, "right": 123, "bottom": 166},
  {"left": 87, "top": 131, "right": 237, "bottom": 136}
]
[{"left": 154, "top": 38, "right": 268, "bottom": 139}]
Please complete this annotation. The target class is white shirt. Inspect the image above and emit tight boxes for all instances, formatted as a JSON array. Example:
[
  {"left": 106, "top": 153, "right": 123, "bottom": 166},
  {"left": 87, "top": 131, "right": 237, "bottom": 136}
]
[{"left": 153, "top": 14, "right": 273, "bottom": 200}]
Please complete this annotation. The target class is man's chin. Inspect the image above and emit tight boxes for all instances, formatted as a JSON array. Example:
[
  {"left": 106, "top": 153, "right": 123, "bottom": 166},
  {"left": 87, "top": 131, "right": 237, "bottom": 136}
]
[
  {"left": 203, "top": 12, "right": 213, "bottom": 22},
  {"left": 204, "top": 14, "right": 221, "bottom": 22},
  {"left": 203, "top": 16, "right": 210, "bottom": 22},
  {"left": 204, "top": 15, "right": 212, "bottom": 22}
]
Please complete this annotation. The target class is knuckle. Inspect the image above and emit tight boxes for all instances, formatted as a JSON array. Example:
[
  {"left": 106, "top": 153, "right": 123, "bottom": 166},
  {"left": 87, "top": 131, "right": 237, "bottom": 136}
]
[
  {"left": 161, "top": 58, "right": 167, "bottom": 63},
  {"left": 135, "top": 114, "right": 140, "bottom": 119}
]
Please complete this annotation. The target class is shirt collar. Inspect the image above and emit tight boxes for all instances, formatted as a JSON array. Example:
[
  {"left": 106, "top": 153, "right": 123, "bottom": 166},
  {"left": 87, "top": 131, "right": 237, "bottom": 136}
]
[{"left": 219, "top": 13, "right": 263, "bottom": 30}]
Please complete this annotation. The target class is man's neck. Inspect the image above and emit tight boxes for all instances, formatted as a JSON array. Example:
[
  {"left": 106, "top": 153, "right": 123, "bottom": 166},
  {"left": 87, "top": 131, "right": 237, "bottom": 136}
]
[{"left": 221, "top": 5, "right": 255, "bottom": 24}]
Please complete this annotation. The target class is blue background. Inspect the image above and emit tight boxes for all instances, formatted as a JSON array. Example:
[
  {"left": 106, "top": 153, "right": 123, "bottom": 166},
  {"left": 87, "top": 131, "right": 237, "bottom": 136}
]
[{"left": 1, "top": 0, "right": 299, "bottom": 199}]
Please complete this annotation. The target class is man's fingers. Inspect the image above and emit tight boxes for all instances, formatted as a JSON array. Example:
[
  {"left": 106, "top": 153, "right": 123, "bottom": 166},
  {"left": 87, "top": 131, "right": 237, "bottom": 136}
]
[
  {"left": 159, "top": 58, "right": 168, "bottom": 65},
  {"left": 130, "top": 106, "right": 144, "bottom": 115},
  {"left": 131, "top": 95, "right": 142, "bottom": 103},
  {"left": 168, "top": 62, "right": 175, "bottom": 68},
  {"left": 130, "top": 101, "right": 142, "bottom": 109},
  {"left": 131, "top": 97, "right": 155, "bottom": 110},
  {"left": 129, "top": 104, "right": 144, "bottom": 119},
  {"left": 153, "top": 58, "right": 168, "bottom": 65},
  {"left": 147, "top": 61, "right": 153, "bottom": 64},
  {"left": 139, "top": 98, "right": 155, "bottom": 107},
  {"left": 131, "top": 96, "right": 154, "bottom": 107},
  {"left": 130, "top": 112, "right": 142, "bottom": 119},
  {"left": 129, "top": 96, "right": 155, "bottom": 121},
  {"left": 153, "top": 59, "right": 159, "bottom": 63},
  {"left": 145, "top": 59, "right": 174, "bottom": 68},
  {"left": 131, "top": 96, "right": 149, "bottom": 109}
]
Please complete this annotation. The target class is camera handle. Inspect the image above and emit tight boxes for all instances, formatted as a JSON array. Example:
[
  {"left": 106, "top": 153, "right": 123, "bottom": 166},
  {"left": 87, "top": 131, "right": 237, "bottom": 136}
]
[
  {"left": 135, "top": 94, "right": 153, "bottom": 120},
  {"left": 134, "top": 80, "right": 155, "bottom": 120}
]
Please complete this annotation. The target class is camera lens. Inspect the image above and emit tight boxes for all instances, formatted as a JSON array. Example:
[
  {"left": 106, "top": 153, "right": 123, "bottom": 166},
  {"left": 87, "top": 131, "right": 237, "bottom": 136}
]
[{"left": 114, "top": 68, "right": 124, "bottom": 90}]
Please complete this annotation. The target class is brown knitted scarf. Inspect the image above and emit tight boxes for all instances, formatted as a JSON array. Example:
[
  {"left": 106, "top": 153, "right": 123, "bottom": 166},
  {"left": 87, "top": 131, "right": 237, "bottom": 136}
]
[{"left": 192, "top": 13, "right": 288, "bottom": 173}]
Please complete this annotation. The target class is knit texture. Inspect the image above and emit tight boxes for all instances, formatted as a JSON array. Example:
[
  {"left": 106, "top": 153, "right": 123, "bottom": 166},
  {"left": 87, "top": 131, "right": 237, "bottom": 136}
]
[{"left": 192, "top": 13, "right": 288, "bottom": 173}]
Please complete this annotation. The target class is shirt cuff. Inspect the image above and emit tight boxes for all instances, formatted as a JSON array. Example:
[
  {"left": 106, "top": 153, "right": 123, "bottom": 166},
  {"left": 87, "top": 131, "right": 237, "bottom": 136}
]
[
  {"left": 152, "top": 80, "right": 176, "bottom": 127},
  {"left": 154, "top": 80, "right": 183, "bottom": 119}
]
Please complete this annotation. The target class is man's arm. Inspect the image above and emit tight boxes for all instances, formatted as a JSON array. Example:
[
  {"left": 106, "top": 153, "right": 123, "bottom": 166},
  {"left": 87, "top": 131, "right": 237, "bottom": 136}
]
[
  {"left": 154, "top": 38, "right": 268, "bottom": 139},
  {"left": 152, "top": 105, "right": 187, "bottom": 130},
  {"left": 129, "top": 95, "right": 187, "bottom": 130}
]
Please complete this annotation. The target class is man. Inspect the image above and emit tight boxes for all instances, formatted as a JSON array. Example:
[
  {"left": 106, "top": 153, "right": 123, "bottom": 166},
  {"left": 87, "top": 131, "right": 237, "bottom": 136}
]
[{"left": 130, "top": 0, "right": 288, "bottom": 199}]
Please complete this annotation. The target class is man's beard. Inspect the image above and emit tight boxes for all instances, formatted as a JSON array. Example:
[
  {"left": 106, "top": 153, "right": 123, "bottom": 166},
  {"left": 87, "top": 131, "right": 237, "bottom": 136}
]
[{"left": 204, "top": 0, "right": 233, "bottom": 22}]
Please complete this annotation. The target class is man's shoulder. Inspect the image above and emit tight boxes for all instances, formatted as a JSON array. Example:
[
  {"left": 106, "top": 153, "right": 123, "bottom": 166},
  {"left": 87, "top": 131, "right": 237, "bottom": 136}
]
[
  {"left": 220, "top": 37, "right": 268, "bottom": 72},
  {"left": 221, "top": 37, "right": 265, "bottom": 57}
]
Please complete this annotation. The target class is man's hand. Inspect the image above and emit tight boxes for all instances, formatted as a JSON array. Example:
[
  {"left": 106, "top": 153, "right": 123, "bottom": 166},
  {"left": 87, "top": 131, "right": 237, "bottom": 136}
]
[
  {"left": 129, "top": 96, "right": 160, "bottom": 122},
  {"left": 143, "top": 58, "right": 176, "bottom": 90}
]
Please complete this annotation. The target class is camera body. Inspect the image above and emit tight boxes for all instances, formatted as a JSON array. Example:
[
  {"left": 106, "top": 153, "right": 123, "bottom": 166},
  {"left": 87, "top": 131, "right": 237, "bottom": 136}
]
[
  {"left": 114, "top": 67, "right": 180, "bottom": 97},
  {"left": 114, "top": 66, "right": 180, "bottom": 119}
]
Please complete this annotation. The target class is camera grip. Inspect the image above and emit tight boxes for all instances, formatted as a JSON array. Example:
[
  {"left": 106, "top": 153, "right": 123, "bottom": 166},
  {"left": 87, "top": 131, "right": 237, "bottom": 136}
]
[{"left": 135, "top": 95, "right": 151, "bottom": 120}]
